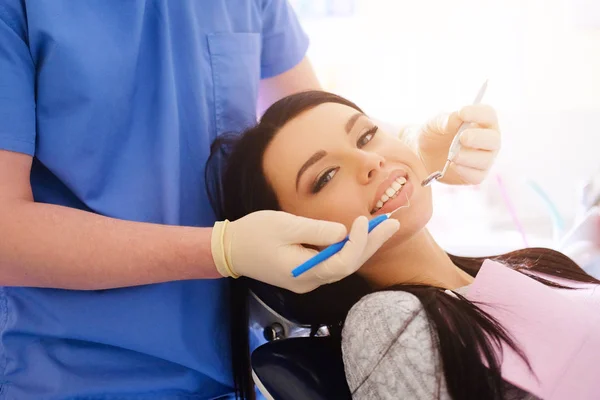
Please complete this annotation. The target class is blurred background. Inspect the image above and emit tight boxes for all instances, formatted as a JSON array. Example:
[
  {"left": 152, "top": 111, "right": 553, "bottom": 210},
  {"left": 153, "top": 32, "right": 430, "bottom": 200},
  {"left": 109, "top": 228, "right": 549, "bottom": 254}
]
[{"left": 289, "top": 0, "right": 600, "bottom": 255}]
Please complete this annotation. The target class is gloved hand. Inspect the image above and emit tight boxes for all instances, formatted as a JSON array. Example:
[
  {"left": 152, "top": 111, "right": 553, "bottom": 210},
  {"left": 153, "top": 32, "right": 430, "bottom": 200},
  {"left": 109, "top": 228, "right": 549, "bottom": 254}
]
[
  {"left": 414, "top": 104, "right": 501, "bottom": 185},
  {"left": 211, "top": 211, "right": 400, "bottom": 293}
]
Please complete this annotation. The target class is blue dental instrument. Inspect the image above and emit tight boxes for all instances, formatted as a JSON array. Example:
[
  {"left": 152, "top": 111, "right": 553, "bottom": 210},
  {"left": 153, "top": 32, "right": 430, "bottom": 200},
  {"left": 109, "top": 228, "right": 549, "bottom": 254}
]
[{"left": 291, "top": 207, "right": 403, "bottom": 278}]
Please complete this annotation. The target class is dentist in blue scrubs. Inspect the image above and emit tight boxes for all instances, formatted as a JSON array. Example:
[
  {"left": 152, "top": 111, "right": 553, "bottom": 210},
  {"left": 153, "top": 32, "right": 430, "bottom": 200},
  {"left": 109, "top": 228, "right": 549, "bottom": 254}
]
[
  {"left": 0, "top": 0, "right": 411, "bottom": 398},
  {"left": 0, "top": 0, "right": 502, "bottom": 397}
]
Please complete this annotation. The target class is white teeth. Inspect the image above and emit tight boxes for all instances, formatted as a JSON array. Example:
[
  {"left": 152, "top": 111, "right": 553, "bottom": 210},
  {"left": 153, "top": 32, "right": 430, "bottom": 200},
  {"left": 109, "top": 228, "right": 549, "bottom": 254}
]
[{"left": 372, "top": 176, "right": 408, "bottom": 213}]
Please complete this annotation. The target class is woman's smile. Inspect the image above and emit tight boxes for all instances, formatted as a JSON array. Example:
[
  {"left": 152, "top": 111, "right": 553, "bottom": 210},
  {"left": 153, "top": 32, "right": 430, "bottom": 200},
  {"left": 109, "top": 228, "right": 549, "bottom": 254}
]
[
  {"left": 372, "top": 177, "right": 413, "bottom": 216},
  {"left": 370, "top": 168, "right": 412, "bottom": 214}
]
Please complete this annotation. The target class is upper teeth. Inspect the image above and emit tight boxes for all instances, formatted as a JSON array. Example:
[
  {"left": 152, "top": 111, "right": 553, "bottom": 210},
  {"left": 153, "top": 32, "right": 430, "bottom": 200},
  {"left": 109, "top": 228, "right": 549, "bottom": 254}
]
[{"left": 373, "top": 177, "right": 406, "bottom": 212}]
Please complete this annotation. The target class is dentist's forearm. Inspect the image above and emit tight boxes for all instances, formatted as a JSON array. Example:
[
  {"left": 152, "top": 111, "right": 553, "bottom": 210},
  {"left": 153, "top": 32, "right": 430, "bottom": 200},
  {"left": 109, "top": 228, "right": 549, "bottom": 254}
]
[
  {"left": 0, "top": 200, "right": 220, "bottom": 290},
  {"left": 257, "top": 56, "right": 321, "bottom": 116}
]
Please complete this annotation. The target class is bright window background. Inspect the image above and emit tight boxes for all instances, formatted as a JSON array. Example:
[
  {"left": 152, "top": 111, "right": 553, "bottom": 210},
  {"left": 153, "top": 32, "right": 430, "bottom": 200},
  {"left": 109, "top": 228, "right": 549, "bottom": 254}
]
[{"left": 290, "top": 0, "right": 600, "bottom": 254}]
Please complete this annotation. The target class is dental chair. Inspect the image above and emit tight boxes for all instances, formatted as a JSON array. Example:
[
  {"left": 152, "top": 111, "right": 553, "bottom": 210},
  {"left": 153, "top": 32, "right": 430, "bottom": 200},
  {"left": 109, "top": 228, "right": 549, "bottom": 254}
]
[{"left": 248, "top": 280, "right": 352, "bottom": 400}]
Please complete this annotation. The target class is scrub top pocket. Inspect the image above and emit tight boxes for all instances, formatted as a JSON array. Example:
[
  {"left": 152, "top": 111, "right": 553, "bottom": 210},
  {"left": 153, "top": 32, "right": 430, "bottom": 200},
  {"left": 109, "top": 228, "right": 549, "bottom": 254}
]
[{"left": 208, "top": 33, "right": 261, "bottom": 137}]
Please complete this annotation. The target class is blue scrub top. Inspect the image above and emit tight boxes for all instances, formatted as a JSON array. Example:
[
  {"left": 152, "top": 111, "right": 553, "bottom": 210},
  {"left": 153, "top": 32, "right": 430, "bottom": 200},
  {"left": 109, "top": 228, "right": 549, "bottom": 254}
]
[{"left": 0, "top": 0, "right": 308, "bottom": 398}]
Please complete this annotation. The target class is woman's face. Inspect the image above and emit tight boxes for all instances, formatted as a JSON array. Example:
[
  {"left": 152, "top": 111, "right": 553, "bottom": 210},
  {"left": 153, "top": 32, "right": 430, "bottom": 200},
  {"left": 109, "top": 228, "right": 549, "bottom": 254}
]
[{"left": 263, "top": 102, "right": 433, "bottom": 241}]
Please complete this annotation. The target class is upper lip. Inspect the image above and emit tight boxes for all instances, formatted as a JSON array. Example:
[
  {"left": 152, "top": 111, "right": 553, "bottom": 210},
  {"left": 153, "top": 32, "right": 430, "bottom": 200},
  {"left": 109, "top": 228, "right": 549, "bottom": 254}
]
[{"left": 370, "top": 169, "right": 408, "bottom": 212}]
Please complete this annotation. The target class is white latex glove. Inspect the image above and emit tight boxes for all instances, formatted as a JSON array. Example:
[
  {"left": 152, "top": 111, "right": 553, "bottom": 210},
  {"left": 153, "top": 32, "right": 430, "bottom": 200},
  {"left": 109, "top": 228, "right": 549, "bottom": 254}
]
[
  {"left": 415, "top": 104, "right": 501, "bottom": 185},
  {"left": 211, "top": 211, "right": 400, "bottom": 293}
]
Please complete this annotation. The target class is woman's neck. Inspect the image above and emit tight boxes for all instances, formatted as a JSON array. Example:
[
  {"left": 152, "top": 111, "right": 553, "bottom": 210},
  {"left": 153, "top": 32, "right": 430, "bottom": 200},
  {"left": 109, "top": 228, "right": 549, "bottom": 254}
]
[{"left": 359, "top": 228, "right": 474, "bottom": 290}]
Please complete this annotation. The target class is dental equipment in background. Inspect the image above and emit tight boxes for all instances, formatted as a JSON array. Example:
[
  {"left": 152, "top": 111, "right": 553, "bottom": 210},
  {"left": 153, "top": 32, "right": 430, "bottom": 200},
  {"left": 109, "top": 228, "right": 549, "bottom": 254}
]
[
  {"left": 421, "top": 80, "right": 489, "bottom": 187},
  {"left": 291, "top": 194, "right": 410, "bottom": 278}
]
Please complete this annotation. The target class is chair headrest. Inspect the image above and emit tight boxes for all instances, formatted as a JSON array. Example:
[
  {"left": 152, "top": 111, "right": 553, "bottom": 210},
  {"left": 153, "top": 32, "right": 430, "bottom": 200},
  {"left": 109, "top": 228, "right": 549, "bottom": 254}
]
[
  {"left": 246, "top": 274, "right": 369, "bottom": 327},
  {"left": 251, "top": 336, "right": 352, "bottom": 400},
  {"left": 247, "top": 279, "right": 306, "bottom": 325}
]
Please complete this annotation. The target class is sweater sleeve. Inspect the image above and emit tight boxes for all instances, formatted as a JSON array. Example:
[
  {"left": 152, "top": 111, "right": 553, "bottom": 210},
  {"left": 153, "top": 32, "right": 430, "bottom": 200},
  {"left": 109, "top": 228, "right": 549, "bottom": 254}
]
[{"left": 341, "top": 291, "right": 450, "bottom": 399}]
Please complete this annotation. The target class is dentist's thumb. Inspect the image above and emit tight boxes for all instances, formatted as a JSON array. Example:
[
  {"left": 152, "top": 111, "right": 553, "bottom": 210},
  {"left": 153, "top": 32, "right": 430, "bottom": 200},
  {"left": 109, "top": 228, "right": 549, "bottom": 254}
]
[
  {"left": 422, "top": 111, "right": 463, "bottom": 137},
  {"left": 360, "top": 218, "right": 400, "bottom": 264},
  {"left": 310, "top": 215, "right": 400, "bottom": 285}
]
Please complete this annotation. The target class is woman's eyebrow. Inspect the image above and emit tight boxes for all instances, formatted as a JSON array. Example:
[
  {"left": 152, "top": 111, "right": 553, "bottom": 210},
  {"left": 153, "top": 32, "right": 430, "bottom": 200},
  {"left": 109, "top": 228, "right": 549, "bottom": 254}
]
[
  {"left": 345, "top": 112, "right": 365, "bottom": 134},
  {"left": 296, "top": 150, "right": 327, "bottom": 191},
  {"left": 294, "top": 113, "right": 364, "bottom": 191}
]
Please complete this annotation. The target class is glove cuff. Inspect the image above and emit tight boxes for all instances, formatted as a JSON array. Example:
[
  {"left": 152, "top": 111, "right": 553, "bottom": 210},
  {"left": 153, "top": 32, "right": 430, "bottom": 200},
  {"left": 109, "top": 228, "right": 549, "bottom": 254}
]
[{"left": 211, "top": 220, "right": 240, "bottom": 279}]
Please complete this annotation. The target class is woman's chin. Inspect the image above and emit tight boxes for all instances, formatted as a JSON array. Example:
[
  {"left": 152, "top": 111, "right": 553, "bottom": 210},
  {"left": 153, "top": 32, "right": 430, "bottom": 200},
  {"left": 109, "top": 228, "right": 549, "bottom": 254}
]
[{"left": 391, "top": 202, "right": 432, "bottom": 231}]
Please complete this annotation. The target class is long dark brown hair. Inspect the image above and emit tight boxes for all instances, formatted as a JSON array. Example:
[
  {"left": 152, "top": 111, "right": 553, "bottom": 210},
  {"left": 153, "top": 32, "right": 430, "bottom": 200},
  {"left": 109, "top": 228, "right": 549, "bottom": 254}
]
[{"left": 205, "top": 90, "right": 599, "bottom": 400}]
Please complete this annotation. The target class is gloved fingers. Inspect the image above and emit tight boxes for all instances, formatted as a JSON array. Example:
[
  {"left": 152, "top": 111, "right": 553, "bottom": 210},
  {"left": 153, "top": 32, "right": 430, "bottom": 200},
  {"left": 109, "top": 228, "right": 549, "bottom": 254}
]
[
  {"left": 451, "top": 164, "right": 489, "bottom": 184},
  {"left": 452, "top": 147, "right": 495, "bottom": 171},
  {"left": 275, "top": 246, "right": 325, "bottom": 294},
  {"left": 313, "top": 216, "right": 369, "bottom": 284},
  {"left": 358, "top": 218, "right": 401, "bottom": 265},
  {"left": 279, "top": 212, "right": 348, "bottom": 246},
  {"left": 423, "top": 112, "right": 456, "bottom": 137},
  {"left": 444, "top": 111, "right": 465, "bottom": 135},
  {"left": 459, "top": 128, "right": 501, "bottom": 151},
  {"left": 425, "top": 111, "right": 473, "bottom": 137},
  {"left": 458, "top": 104, "right": 499, "bottom": 129}
]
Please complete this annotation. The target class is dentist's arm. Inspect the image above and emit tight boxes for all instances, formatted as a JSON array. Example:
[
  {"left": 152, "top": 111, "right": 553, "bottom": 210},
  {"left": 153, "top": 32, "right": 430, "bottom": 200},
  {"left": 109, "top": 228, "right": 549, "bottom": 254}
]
[
  {"left": 257, "top": 56, "right": 321, "bottom": 115},
  {"left": 0, "top": 150, "right": 221, "bottom": 289}
]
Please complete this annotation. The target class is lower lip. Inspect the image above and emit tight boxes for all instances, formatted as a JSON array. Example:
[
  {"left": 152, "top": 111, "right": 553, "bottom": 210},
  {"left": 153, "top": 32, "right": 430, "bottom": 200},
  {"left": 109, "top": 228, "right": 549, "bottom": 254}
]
[{"left": 374, "top": 179, "right": 414, "bottom": 216}]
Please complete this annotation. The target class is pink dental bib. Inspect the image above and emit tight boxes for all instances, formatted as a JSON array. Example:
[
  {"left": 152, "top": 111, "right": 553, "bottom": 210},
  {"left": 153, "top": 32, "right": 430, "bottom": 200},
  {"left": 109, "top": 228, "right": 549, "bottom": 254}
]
[{"left": 465, "top": 260, "right": 600, "bottom": 399}]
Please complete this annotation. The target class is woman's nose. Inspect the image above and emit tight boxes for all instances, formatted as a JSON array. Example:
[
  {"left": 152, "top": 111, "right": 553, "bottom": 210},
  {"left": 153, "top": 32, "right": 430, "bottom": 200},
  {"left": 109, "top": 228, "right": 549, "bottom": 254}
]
[{"left": 356, "top": 151, "right": 385, "bottom": 184}]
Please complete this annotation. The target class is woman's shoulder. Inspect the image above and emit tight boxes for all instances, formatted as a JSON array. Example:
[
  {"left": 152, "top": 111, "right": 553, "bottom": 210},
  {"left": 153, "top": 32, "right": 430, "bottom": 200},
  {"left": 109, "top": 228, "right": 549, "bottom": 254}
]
[
  {"left": 345, "top": 290, "right": 423, "bottom": 326},
  {"left": 342, "top": 291, "right": 428, "bottom": 350},
  {"left": 341, "top": 290, "right": 448, "bottom": 398}
]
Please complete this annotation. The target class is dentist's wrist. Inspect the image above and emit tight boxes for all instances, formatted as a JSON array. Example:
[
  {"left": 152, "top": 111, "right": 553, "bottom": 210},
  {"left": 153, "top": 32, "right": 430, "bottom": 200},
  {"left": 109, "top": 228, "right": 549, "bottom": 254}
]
[{"left": 210, "top": 220, "right": 240, "bottom": 279}]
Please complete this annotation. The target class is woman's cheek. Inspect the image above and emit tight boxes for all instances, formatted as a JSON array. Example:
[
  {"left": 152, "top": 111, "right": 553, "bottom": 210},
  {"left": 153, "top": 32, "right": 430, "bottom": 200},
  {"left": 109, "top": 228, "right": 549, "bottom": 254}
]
[
  {"left": 416, "top": 190, "right": 434, "bottom": 224},
  {"left": 301, "top": 198, "right": 353, "bottom": 229}
]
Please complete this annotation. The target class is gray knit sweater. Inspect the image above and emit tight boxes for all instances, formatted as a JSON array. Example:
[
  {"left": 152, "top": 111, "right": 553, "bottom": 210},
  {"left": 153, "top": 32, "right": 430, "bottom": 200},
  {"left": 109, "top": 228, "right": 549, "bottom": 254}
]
[{"left": 341, "top": 291, "right": 538, "bottom": 400}]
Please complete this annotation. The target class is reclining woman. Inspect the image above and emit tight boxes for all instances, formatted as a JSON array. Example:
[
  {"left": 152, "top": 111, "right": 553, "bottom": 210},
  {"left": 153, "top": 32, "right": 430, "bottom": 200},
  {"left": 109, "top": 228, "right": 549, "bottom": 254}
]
[{"left": 206, "top": 91, "right": 600, "bottom": 400}]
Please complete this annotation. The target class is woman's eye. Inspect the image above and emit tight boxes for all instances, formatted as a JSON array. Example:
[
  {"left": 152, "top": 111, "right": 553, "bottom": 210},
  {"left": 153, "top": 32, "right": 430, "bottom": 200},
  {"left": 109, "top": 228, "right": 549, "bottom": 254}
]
[
  {"left": 312, "top": 168, "right": 338, "bottom": 193},
  {"left": 357, "top": 126, "right": 378, "bottom": 148}
]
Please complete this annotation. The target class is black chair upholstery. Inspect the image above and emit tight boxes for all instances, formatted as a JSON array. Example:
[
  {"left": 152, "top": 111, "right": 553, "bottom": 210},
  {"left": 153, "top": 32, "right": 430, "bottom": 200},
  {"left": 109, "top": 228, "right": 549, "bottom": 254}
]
[
  {"left": 247, "top": 279, "right": 356, "bottom": 399},
  {"left": 251, "top": 337, "right": 352, "bottom": 400}
]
